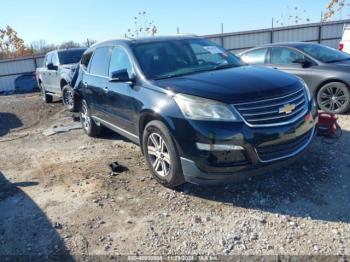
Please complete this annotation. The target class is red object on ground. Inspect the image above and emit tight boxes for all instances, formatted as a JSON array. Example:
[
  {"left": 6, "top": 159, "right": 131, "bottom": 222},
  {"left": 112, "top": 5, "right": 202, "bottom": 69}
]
[
  {"left": 317, "top": 112, "right": 342, "bottom": 138},
  {"left": 339, "top": 42, "right": 344, "bottom": 51}
]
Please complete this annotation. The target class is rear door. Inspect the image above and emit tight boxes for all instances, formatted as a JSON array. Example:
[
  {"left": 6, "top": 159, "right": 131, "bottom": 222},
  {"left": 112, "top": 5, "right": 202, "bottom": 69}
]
[
  {"left": 83, "top": 46, "right": 111, "bottom": 120},
  {"left": 266, "top": 47, "right": 314, "bottom": 88},
  {"left": 105, "top": 46, "right": 136, "bottom": 132}
]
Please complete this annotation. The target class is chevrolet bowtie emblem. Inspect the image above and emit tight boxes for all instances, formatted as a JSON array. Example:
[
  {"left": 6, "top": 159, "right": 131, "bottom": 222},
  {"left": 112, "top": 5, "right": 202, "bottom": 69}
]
[{"left": 279, "top": 103, "right": 296, "bottom": 114}]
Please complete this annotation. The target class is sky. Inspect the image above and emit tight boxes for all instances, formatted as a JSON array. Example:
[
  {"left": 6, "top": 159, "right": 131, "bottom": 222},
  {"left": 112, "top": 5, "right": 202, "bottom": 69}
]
[{"left": 0, "top": 0, "right": 345, "bottom": 45}]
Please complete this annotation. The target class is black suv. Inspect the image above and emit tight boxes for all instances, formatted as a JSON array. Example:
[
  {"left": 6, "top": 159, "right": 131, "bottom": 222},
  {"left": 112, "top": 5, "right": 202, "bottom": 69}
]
[{"left": 75, "top": 36, "right": 317, "bottom": 187}]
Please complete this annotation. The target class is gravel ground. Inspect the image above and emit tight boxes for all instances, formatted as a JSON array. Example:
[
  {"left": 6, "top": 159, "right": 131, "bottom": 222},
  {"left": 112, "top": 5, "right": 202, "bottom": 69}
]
[{"left": 0, "top": 93, "right": 349, "bottom": 259}]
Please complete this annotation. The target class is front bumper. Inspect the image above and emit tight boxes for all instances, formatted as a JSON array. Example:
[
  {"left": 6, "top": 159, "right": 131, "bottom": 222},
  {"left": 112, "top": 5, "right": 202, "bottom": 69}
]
[
  {"left": 180, "top": 126, "right": 315, "bottom": 185},
  {"left": 170, "top": 101, "right": 317, "bottom": 185}
]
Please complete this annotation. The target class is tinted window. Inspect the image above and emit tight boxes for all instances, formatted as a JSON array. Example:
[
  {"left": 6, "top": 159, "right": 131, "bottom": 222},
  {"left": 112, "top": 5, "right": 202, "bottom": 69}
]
[
  {"left": 81, "top": 52, "right": 93, "bottom": 70},
  {"left": 45, "top": 53, "right": 52, "bottom": 67},
  {"left": 51, "top": 52, "right": 59, "bottom": 66},
  {"left": 109, "top": 47, "right": 133, "bottom": 78},
  {"left": 89, "top": 47, "right": 111, "bottom": 76},
  {"left": 270, "top": 47, "right": 304, "bottom": 65},
  {"left": 131, "top": 38, "right": 242, "bottom": 80},
  {"left": 58, "top": 49, "right": 85, "bottom": 65},
  {"left": 241, "top": 48, "right": 268, "bottom": 64},
  {"left": 297, "top": 44, "right": 350, "bottom": 63}
]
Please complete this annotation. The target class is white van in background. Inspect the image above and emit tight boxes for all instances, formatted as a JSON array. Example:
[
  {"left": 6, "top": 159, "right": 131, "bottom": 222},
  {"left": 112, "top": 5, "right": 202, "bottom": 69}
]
[{"left": 339, "top": 24, "right": 350, "bottom": 54}]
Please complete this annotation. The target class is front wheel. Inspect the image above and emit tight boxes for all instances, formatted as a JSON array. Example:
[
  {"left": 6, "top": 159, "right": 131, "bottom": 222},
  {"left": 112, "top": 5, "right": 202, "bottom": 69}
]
[
  {"left": 142, "top": 120, "right": 185, "bottom": 188},
  {"left": 62, "top": 85, "right": 79, "bottom": 112},
  {"left": 80, "top": 99, "right": 102, "bottom": 137},
  {"left": 317, "top": 82, "right": 350, "bottom": 114}
]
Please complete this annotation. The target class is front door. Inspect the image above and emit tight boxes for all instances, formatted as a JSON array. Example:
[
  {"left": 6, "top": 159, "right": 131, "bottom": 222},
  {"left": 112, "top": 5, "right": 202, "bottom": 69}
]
[
  {"left": 267, "top": 47, "right": 314, "bottom": 89},
  {"left": 106, "top": 46, "right": 137, "bottom": 133},
  {"left": 50, "top": 52, "right": 61, "bottom": 94}
]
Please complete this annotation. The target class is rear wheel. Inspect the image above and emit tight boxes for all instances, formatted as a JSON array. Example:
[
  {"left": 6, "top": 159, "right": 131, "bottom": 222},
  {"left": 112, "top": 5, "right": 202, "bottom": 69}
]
[
  {"left": 40, "top": 84, "right": 53, "bottom": 103},
  {"left": 80, "top": 99, "right": 102, "bottom": 137},
  {"left": 142, "top": 120, "right": 185, "bottom": 188},
  {"left": 62, "top": 85, "right": 79, "bottom": 112},
  {"left": 317, "top": 82, "right": 350, "bottom": 114}
]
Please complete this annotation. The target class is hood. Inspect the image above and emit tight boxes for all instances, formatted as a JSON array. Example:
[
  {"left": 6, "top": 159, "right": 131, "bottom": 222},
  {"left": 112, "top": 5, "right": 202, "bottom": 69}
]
[{"left": 154, "top": 66, "right": 301, "bottom": 104}]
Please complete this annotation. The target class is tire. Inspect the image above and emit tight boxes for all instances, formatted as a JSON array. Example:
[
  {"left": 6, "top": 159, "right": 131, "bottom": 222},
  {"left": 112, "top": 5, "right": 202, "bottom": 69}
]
[
  {"left": 80, "top": 99, "right": 102, "bottom": 137},
  {"left": 317, "top": 82, "right": 350, "bottom": 114},
  {"left": 142, "top": 120, "right": 185, "bottom": 188},
  {"left": 62, "top": 85, "right": 79, "bottom": 112},
  {"left": 40, "top": 83, "right": 53, "bottom": 103}
]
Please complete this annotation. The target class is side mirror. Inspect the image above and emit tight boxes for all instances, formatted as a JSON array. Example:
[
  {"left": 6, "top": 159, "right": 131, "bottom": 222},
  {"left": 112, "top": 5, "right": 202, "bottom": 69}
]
[
  {"left": 293, "top": 58, "right": 311, "bottom": 68},
  {"left": 47, "top": 63, "right": 58, "bottom": 70},
  {"left": 109, "top": 69, "right": 135, "bottom": 84}
]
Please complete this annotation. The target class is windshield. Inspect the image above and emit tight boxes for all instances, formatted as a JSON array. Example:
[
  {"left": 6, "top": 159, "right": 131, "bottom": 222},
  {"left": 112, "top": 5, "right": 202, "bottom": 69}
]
[
  {"left": 131, "top": 38, "right": 243, "bottom": 80},
  {"left": 58, "top": 49, "right": 85, "bottom": 65},
  {"left": 297, "top": 44, "right": 350, "bottom": 63}
]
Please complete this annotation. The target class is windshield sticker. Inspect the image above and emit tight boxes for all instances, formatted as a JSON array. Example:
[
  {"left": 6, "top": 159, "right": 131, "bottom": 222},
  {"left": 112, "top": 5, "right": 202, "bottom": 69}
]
[{"left": 203, "top": 46, "right": 224, "bottom": 54}]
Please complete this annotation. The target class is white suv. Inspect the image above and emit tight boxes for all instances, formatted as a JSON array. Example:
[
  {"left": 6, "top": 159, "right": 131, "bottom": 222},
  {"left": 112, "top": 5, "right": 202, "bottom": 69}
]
[{"left": 339, "top": 24, "right": 350, "bottom": 54}]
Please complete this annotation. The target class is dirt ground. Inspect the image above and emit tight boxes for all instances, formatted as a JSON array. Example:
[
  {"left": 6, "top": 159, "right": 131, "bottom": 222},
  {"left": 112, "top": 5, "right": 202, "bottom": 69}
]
[{"left": 0, "top": 93, "right": 350, "bottom": 259}]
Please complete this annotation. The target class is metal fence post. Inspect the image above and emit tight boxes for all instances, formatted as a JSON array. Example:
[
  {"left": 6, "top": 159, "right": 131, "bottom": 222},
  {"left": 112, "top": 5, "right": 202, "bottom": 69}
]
[
  {"left": 318, "top": 25, "right": 322, "bottom": 43},
  {"left": 33, "top": 56, "right": 38, "bottom": 69},
  {"left": 270, "top": 18, "right": 274, "bottom": 43},
  {"left": 221, "top": 23, "right": 224, "bottom": 47}
]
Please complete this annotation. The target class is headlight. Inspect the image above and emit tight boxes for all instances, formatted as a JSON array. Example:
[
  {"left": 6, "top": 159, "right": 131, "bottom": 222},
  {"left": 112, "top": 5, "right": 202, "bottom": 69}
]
[
  {"left": 298, "top": 77, "right": 312, "bottom": 101},
  {"left": 174, "top": 93, "right": 241, "bottom": 121}
]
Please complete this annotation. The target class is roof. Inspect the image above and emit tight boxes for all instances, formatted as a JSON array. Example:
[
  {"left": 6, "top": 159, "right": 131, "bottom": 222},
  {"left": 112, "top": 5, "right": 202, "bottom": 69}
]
[
  {"left": 262, "top": 42, "right": 318, "bottom": 47},
  {"left": 88, "top": 35, "right": 199, "bottom": 50},
  {"left": 47, "top": 48, "right": 86, "bottom": 55},
  {"left": 56, "top": 48, "right": 86, "bottom": 53}
]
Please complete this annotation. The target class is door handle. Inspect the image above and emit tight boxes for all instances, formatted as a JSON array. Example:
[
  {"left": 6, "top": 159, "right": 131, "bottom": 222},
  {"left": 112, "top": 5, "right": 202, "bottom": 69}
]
[
  {"left": 104, "top": 87, "right": 109, "bottom": 92},
  {"left": 83, "top": 82, "right": 88, "bottom": 87}
]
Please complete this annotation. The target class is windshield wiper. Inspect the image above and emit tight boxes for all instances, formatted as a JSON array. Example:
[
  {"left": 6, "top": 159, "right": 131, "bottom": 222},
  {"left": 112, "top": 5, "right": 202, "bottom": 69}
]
[
  {"left": 154, "top": 68, "right": 214, "bottom": 80},
  {"left": 212, "top": 64, "right": 239, "bottom": 70},
  {"left": 153, "top": 64, "right": 239, "bottom": 80}
]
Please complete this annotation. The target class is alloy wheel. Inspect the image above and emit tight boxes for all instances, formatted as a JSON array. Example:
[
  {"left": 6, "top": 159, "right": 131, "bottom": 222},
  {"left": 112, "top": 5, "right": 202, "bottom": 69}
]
[
  {"left": 147, "top": 133, "right": 171, "bottom": 177},
  {"left": 81, "top": 103, "right": 91, "bottom": 131},
  {"left": 63, "top": 88, "right": 74, "bottom": 107},
  {"left": 320, "top": 86, "right": 348, "bottom": 112}
]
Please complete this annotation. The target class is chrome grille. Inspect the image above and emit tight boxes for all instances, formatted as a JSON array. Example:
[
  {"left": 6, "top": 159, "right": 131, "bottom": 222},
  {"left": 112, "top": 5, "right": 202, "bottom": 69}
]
[{"left": 233, "top": 88, "right": 308, "bottom": 126}]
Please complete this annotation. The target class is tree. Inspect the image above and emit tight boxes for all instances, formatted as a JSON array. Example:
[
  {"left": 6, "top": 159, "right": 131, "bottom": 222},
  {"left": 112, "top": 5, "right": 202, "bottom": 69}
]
[
  {"left": 125, "top": 11, "right": 157, "bottom": 38},
  {"left": 83, "top": 38, "right": 97, "bottom": 47},
  {"left": 31, "top": 39, "right": 56, "bottom": 55},
  {"left": 324, "top": 0, "right": 347, "bottom": 21},
  {"left": 0, "top": 26, "right": 32, "bottom": 59},
  {"left": 274, "top": 6, "right": 310, "bottom": 27},
  {"left": 59, "top": 41, "right": 82, "bottom": 49}
]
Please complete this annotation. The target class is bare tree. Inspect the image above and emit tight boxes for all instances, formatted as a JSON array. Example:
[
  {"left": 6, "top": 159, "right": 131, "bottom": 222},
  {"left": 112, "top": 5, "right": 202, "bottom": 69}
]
[
  {"left": 274, "top": 6, "right": 310, "bottom": 27},
  {"left": 125, "top": 11, "right": 158, "bottom": 38},
  {"left": 59, "top": 41, "right": 82, "bottom": 49},
  {"left": 83, "top": 38, "right": 97, "bottom": 47},
  {"left": 31, "top": 39, "right": 56, "bottom": 55}
]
